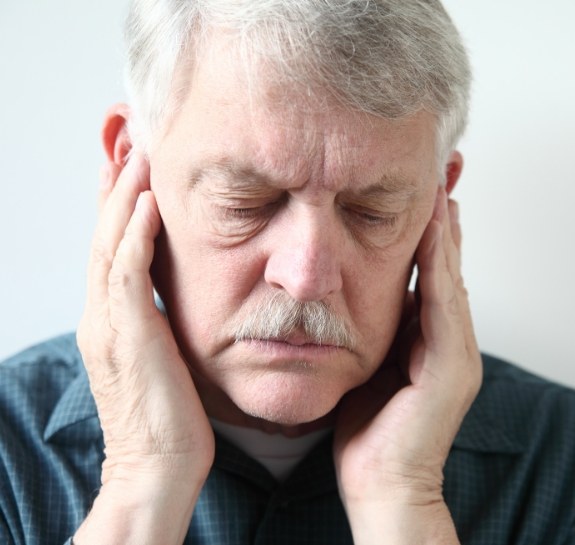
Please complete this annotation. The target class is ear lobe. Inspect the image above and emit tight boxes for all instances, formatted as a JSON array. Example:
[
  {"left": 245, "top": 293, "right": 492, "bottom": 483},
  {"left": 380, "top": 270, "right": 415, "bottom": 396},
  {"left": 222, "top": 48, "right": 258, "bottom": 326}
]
[
  {"left": 444, "top": 150, "right": 464, "bottom": 195},
  {"left": 101, "top": 103, "right": 132, "bottom": 166}
]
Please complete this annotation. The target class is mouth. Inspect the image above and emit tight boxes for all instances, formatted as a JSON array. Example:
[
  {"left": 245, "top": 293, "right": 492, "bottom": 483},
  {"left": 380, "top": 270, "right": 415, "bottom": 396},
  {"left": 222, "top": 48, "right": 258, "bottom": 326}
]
[
  {"left": 235, "top": 335, "right": 348, "bottom": 361},
  {"left": 268, "top": 333, "right": 339, "bottom": 348},
  {"left": 235, "top": 326, "right": 347, "bottom": 346}
]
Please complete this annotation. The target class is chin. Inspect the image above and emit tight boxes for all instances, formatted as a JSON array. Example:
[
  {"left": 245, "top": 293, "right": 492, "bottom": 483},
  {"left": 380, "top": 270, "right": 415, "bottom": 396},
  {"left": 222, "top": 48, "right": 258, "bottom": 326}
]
[{"left": 226, "top": 370, "right": 347, "bottom": 426}]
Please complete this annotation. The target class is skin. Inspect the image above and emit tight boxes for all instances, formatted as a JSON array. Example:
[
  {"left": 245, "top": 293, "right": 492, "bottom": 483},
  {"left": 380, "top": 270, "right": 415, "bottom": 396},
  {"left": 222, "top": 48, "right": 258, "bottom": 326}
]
[
  {"left": 151, "top": 94, "right": 441, "bottom": 428},
  {"left": 74, "top": 35, "right": 482, "bottom": 545}
]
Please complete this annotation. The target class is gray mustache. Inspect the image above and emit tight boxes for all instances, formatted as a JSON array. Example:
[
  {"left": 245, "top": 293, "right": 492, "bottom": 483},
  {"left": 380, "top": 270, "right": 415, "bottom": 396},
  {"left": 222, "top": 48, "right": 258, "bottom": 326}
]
[{"left": 234, "top": 292, "right": 356, "bottom": 350}]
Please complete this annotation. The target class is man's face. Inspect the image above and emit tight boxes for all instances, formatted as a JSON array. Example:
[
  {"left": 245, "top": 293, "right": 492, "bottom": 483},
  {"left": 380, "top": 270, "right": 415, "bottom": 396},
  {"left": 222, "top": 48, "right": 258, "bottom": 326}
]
[{"left": 148, "top": 41, "right": 442, "bottom": 426}]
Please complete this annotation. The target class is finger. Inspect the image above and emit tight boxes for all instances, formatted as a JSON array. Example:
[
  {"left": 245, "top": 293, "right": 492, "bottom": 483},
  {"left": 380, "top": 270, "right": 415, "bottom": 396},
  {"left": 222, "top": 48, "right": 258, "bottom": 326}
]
[
  {"left": 98, "top": 162, "right": 122, "bottom": 214},
  {"left": 448, "top": 200, "right": 462, "bottom": 253},
  {"left": 440, "top": 195, "right": 479, "bottom": 355},
  {"left": 436, "top": 190, "right": 461, "bottom": 280},
  {"left": 435, "top": 192, "right": 467, "bottom": 333},
  {"left": 413, "top": 189, "right": 481, "bottom": 398},
  {"left": 97, "top": 152, "right": 150, "bottom": 253},
  {"left": 108, "top": 190, "right": 162, "bottom": 327},
  {"left": 415, "top": 210, "right": 467, "bottom": 360},
  {"left": 87, "top": 153, "right": 150, "bottom": 308}
]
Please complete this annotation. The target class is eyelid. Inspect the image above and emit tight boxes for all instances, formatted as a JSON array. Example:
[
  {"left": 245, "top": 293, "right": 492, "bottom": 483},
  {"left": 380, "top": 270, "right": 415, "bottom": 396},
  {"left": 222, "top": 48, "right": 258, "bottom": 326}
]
[
  {"left": 339, "top": 203, "right": 399, "bottom": 228},
  {"left": 356, "top": 212, "right": 398, "bottom": 227},
  {"left": 218, "top": 194, "right": 286, "bottom": 220}
]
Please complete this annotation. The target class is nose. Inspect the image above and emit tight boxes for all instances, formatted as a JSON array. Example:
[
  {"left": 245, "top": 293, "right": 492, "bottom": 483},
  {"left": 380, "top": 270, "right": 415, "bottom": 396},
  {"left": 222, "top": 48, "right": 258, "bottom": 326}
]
[{"left": 264, "top": 207, "right": 344, "bottom": 302}]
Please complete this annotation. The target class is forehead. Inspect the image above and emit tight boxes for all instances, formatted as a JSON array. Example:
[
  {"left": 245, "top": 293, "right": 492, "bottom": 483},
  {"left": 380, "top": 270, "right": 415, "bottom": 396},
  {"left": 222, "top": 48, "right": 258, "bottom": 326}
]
[{"left": 160, "top": 36, "right": 439, "bottom": 193}]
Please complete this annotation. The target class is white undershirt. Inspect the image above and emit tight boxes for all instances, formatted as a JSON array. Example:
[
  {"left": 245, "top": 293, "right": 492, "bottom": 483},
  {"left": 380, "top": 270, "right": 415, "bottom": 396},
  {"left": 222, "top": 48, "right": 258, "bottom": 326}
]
[{"left": 210, "top": 419, "right": 332, "bottom": 482}]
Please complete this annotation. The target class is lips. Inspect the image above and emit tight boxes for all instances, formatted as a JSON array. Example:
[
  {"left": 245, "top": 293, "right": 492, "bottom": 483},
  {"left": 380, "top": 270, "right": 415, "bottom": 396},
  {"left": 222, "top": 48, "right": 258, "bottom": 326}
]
[
  {"left": 268, "top": 333, "right": 331, "bottom": 347},
  {"left": 240, "top": 337, "right": 344, "bottom": 356}
]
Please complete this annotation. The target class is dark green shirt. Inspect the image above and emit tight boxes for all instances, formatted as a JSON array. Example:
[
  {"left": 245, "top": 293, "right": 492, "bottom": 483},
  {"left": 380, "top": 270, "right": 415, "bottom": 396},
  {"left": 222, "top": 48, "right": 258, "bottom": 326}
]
[{"left": 0, "top": 334, "right": 574, "bottom": 544}]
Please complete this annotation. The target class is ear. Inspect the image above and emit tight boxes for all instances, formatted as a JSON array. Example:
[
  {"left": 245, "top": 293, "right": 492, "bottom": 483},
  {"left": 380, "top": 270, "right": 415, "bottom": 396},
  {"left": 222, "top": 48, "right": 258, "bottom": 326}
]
[
  {"left": 444, "top": 150, "right": 464, "bottom": 195},
  {"left": 101, "top": 103, "right": 133, "bottom": 166}
]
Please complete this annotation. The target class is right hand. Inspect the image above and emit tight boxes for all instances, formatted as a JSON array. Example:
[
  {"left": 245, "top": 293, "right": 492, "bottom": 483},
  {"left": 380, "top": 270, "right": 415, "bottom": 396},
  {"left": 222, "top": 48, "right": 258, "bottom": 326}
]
[
  {"left": 333, "top": 191, "right": 480, "bottom": 544},
  {"left": 77, "top": 153, "right": 214, "bottom": 502}
]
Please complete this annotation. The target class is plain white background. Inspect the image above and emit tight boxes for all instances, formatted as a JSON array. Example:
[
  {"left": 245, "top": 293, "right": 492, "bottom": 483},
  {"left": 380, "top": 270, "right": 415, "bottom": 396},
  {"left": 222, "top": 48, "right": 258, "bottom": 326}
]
[{"left": 1, "top": 1, "right": 574, "bottom": 386}]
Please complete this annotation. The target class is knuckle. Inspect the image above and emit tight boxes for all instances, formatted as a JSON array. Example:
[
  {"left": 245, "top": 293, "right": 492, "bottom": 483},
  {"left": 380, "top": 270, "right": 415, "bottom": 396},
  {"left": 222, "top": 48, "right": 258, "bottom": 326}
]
[
  {"left": 77, "top": 299, "right": 120, "bottom": 369},
  {"left": 108, "top": 260, "right": 132, "bottom": 293},
  {"left": 77, "top": 316, "right": 114, "bottom": 360},
  {"left": 90, "top": 236, "right": 114, "bottom": 269},
  {"left": 115, "top": 231, "right": 148, "bottom": 273},
  {"left": 454, "top": 275, "right": 468, "bottom": 296},
  {"left": 445, "top": 291, "right": 460, "bottom": 317}
]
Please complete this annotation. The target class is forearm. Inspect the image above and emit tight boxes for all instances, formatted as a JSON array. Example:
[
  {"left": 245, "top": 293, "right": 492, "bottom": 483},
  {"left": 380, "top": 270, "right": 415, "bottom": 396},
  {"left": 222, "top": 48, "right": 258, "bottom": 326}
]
[
  {"left": 73, "top": 475, "right": 204, "bottom": 545},
  {"left": 346, "top": 500, "right": 460, "bottom": 545}
]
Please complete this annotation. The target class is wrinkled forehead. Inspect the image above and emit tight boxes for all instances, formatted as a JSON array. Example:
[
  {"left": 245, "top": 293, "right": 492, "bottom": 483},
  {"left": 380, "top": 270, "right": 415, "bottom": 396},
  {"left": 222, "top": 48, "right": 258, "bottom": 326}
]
[
  {"left": 160, "top": 29, "right": 440, "bottom": 190},
  {"left": 189, "top": 29, "right": 437, "bottom": 153}
]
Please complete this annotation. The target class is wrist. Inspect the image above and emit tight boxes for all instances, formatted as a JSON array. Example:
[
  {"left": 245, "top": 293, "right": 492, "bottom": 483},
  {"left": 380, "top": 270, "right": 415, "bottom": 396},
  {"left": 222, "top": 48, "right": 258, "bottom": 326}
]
[
  {"left": 345, "top": 499, "right": 460, "bottom": 545},
  {"left": 73, "top": 469, "right": 207, "bottom": 545},
  {"left": 100, "top": 449, "right": 212, "bottom": 486}
]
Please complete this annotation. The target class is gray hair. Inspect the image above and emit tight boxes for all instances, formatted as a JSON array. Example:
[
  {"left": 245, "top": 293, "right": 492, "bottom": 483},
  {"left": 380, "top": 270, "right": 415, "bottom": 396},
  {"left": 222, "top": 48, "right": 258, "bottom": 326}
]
[{"left": 124, "top": 0, "right": 471, "bottom": 164}]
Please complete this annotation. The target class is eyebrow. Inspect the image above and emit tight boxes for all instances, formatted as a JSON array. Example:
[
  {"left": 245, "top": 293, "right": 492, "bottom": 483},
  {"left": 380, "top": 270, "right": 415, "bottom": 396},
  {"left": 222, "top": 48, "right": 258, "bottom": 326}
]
[
  {"left": 188, "top": 158, "right": 420, "bottom": 199},
  {"left": 188, "top": 160, "right": 273, "bottom": 192},
  {"left": 344, "top": 173, "right": 420, "bottom": 203}
]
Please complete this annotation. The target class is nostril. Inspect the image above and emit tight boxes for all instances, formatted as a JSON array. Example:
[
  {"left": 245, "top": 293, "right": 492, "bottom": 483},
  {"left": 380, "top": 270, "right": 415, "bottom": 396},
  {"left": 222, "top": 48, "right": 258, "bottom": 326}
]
[{"left": 264, "top": 247, "right": 342, "bottom": 303}]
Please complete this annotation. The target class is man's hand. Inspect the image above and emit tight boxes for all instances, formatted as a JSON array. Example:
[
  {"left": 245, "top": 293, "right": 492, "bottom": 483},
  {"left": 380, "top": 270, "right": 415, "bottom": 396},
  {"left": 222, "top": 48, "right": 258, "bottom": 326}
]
[
  {"left": 74, "top": 154, "right": 215, "bottom": 545},
  {"left": 334, "top": 188, "right": 482, "bottom": 545}
]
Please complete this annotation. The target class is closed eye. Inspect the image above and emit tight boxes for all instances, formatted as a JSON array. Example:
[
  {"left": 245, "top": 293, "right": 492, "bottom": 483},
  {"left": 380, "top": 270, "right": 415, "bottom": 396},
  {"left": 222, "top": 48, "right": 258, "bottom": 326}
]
[
  {"left": 219, "top": 196, "right": 286, "bottom": 222},
  {"left": 341, "top": 205, "right": 398, "bottom": 228}
]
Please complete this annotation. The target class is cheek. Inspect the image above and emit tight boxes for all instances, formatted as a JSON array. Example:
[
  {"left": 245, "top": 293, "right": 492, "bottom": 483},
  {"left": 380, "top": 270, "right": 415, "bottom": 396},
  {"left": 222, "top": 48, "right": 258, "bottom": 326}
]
[
  {"left": 153, "top": 201, "right": 267, "bottom": 359},
  {"left": 348, "top": 259, "right": 412, "bottom": 352},
  {"left": 343, "top": 223, "right": 421, "bottom": 366}
]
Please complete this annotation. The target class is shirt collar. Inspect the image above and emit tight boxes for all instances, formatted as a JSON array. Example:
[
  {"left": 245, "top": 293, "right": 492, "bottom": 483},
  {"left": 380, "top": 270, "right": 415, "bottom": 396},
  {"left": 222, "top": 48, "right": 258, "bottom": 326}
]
[
  {"left": 43, "top": 362, "right": 100, "bottom": 444},
  {"left": 213, "top": 431, "right": 338, "bottom": 497},
  {"left": 452, "top": 364, "right": 526, "bottom": 455},
  {"left": 453, "top": 402, "right": 524, "bottom": 454}
]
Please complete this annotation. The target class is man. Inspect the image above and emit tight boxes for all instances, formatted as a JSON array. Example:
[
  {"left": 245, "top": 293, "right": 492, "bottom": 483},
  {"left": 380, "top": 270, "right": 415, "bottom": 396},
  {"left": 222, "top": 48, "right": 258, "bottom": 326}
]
[{"left": 0, "top": 1, "right": 573, "bottom": 544}]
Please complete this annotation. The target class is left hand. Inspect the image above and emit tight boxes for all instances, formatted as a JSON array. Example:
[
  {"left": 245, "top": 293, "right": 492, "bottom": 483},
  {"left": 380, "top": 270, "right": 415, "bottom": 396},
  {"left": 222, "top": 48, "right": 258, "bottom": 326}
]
[{"left": 333, "top": 188, "right": 482, "bottom": 544}]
